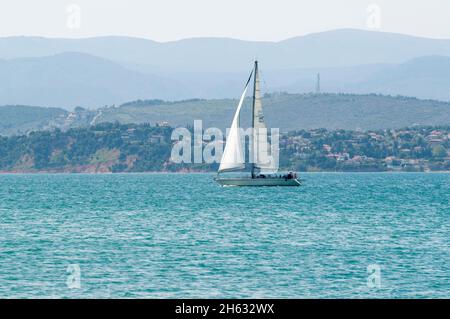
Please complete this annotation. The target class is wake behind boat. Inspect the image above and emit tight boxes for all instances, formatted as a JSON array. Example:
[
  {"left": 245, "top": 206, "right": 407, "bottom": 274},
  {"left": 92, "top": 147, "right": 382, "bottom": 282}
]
[{"left": 215, "top": 61, "right": 301, "bottom": 187}]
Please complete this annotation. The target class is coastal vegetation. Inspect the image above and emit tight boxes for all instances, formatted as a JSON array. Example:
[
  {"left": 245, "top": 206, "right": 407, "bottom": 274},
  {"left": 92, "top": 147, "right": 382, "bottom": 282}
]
[{"left": 0, "top": 123, "right": 448, "bottom": 173}]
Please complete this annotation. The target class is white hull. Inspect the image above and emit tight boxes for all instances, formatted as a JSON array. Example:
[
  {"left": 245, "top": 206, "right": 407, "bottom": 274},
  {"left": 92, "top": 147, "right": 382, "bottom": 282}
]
[{"left": 215, "top": 177, "right": 301, "bottom": 187}]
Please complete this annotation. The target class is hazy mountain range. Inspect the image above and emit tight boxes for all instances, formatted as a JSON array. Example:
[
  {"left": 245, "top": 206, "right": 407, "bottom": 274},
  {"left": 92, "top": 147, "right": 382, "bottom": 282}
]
[
  {"left": 1, "top": 29, "right": 450, "bottom": 108},
  {"left": 0, "top": 52, "right": 187, "bottom": 107}
]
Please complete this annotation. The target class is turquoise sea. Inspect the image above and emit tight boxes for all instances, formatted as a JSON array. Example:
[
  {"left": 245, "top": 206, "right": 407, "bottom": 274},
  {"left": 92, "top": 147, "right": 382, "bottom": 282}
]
[{"left": 0, "top": 173, "right": 448, "bottom": 298}]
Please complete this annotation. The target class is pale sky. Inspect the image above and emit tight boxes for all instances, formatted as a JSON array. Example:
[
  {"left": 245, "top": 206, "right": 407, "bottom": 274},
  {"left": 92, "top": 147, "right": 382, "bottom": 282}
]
[{"left": 1, "top": 0, "right": 450, "bottom": 41}]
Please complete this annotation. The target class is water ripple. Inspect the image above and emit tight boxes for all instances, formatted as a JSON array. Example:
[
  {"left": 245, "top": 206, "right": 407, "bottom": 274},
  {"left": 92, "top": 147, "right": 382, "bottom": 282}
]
[{"left": 0, "top": 173, "right": 448, "bottom": 298}]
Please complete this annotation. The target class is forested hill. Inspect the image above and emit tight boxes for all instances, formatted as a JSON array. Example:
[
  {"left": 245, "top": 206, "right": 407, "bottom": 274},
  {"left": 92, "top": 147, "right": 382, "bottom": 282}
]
[
  {"left": 0, "top": 122, "right": 448, "bottom": 173},
  {"left": 98, "top": 93, "right": 450, "bottom": 131},
  {"left": 0, "top": 105, "right": 68, "bottom": 136},
  {"left": 1, "top": 93, "right": 450, "bottom": 136}
]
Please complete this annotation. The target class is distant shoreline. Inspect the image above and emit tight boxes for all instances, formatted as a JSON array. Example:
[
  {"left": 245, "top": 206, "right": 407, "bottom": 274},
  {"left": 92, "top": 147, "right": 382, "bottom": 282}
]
[{"left": 0, "top": 170, "right": 449, "bottom": 175}]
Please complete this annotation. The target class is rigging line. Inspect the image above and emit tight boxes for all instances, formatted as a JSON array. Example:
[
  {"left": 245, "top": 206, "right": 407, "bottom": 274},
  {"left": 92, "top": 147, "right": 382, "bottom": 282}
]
[
  {"left": 244, "top": 68, "right": 254, "bottom": 89},
  {"left": 259, "top": 68, "right": 268, "bottom": 96},
  {"left": 238, "top": 68, "right": 254, "bottom": 127}
]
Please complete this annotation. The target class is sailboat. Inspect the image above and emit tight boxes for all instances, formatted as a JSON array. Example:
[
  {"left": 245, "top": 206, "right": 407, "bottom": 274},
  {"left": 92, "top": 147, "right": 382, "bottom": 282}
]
[{"left": 214, "top": 61, "right": 301, "bottom": 187}]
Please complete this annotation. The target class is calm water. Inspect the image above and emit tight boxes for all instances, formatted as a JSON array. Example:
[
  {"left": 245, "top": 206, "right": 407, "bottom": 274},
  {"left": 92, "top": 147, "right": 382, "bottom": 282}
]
[{"left": 0, "top": 173, "right": 448, "bottom": 298}]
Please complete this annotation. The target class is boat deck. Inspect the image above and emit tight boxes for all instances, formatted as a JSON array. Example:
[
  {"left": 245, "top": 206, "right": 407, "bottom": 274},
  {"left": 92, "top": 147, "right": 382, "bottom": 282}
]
[{"left": 215, "top": 177, "right": 301, "bottom": 187}]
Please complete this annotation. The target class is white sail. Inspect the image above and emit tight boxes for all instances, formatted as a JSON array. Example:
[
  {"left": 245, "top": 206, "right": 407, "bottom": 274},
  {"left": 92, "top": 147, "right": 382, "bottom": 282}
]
[
  {"left": 252, "top": 63, "right": 278, "bottom": 174},
  {"left": 218, "top": 77, "right": 251, "bottom": 173}
]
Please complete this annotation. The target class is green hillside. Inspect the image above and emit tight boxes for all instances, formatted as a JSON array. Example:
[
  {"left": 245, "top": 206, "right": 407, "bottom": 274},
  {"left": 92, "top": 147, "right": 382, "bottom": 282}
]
[
  {"left": 98, "top": 93, "right": 450, "bottom": 131},
  {"left": 0, "top": 123, "right": 448, "bottom": 173},
  {"left": 0, "top": 105, "right": 67, "bottom": 135}
]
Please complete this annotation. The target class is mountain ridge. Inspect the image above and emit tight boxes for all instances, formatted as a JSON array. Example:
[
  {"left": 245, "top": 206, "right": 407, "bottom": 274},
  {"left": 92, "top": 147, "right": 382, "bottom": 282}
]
[
  {"left": 0, "top": 52, "right": 191, "bottom": 108},
  {"left": 2, "top": 29, "right": 450, "bottom": 70},
  {"left": 2, "top": 53, "right": 450, "bottom": 107},
  {"left": 2, "top": 29, "right": 450, "bottom": 106}
]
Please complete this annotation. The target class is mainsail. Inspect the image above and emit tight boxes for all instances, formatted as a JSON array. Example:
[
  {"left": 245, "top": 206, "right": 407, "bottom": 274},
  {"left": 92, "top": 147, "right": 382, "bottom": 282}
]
[
  {"left": 218, "top": 61, "right": 278, "bottom": 175},
  {"left": 218, "top": 71, "right": 253, "bottom": 173},
  {"left": 252, "top": 62, "right": 278, "bottom": 174}
]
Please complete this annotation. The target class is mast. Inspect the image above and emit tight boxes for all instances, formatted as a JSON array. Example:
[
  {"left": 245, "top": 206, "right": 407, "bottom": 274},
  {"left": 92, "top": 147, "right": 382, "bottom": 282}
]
[{"left": 251, "top": 61, "right": 258, "bottom": 178}]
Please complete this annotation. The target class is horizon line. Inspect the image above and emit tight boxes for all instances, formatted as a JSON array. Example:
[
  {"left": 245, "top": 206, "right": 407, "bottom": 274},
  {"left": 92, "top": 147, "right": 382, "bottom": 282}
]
[{"left": 2, "top": 28, "right": 450, "bottom": 44}]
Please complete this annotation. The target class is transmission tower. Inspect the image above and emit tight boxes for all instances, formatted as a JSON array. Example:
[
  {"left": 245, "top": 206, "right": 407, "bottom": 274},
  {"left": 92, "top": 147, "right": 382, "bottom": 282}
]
[{"left": 315, "top": 73, "right": 321, "bottom": 94}]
